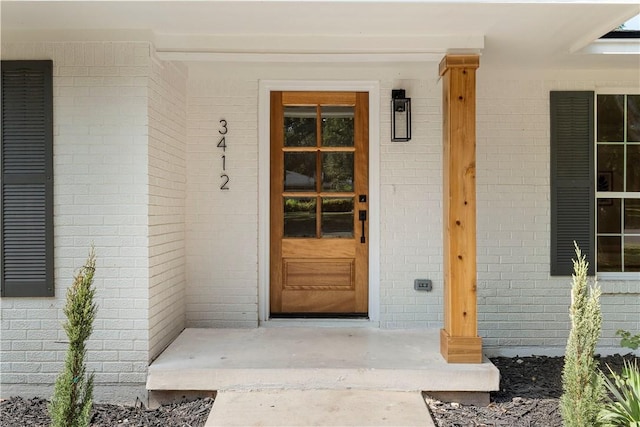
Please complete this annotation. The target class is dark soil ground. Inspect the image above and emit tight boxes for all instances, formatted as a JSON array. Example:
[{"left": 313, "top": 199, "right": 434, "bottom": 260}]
[
  {"left": 1, "top": 354, "right": 637, "bottom": 426},
  {"left": 427, "top": 353, "right": 638, "bottom": 427},
  {"left": 0, "top": 396, "right": 213, "bottom": 427}
]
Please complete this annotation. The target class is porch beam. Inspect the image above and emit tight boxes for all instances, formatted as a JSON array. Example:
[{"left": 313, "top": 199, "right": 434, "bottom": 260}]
[{"left": 439, "top": 54, "right": 482, "bottom": 364}]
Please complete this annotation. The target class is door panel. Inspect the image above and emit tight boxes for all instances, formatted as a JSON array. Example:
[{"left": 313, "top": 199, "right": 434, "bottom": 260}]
[
  {"left": 283, "top": 259, "right": 354, "bottom": 290},
  {"left": 270, "top": 91, "right": 369, "bottom": 315}
]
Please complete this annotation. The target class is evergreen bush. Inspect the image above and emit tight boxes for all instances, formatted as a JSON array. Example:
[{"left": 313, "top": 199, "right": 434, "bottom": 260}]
[
  {"left": 49, "top": 248, "right": 97, "bottom": 427},
  {"left": 560, "top": 243, "right": 604, "bottom": 427}
]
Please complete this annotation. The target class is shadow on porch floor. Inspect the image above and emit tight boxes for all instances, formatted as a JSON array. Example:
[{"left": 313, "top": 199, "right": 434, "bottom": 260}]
[{"left": 146, "top": 327, "right": 499, "bottom": 405}]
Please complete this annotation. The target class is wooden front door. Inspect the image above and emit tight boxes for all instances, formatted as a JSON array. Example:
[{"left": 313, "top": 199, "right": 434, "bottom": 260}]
[{"left": 270, "top": 91, "right": 369, "bottom": 315}]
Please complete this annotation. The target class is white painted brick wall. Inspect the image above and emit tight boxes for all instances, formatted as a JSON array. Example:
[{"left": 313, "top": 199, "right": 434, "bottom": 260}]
[
  {"left": 183, "top": 64, "right": 638, "bottom": 354},
  {"left": 476, "top": 70, "right": 640, "bottom": 355},
  {"left": 2, "top": 44, "right": 638, "bottom": 405},
  {"left": 183, "top": 63, "right": 445, "bottom": 328},
  {"left": 185, "top": 76, "right": 260, "bottom": 327},
  {"left": 148, "top": 55, "right": 188, "bottom": 360},
  {"left": 1, "top": 42, "right": 152, "bottom": 402},
  {"left": 379, "top": 74, "right": 444, "bottom": 328}
]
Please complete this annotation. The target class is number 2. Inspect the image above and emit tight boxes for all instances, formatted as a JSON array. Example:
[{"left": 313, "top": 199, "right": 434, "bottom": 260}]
[{"left": 220, "top": 174, "right": 230, "bottom": 190}]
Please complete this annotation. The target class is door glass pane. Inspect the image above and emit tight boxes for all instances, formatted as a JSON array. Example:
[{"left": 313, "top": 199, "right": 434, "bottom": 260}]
[
  {"left": 627, "top": 95, "right": 640, "bottom": 142},
  {"left": 321, "top": 197, "right": 354, "bottom": 238},
  {"left": 322, "top": 106, "right": 354, "bottom": 147},
  {"left": 627, "top": 145, "right": 640, "bottom": 192},
  {"left": 597, "top": 95, "right": 624, "bottom": 142},
  {"left": 597, "top": 198, "right": 621, "bottom": 233},
  {"left": 597, "top": 145, "right": 624, "bottom": 192},
  {"left": 284, "top": 106, "right": 316, "bottom": 147},
  {"left": 322, "top": 152, "right": 354, "bottom": 192},
  {"left": 284, "top": 197, "right": 316, "bottom": 238},
  {"left": 625, "top": 236, "right": 640, "bottom": 272},
  {"left": 284, "top": 152, "right": 316, "bottom": 192},
  {"left": 597, "top": 236, "right": 621, "bottom": 272},
  {"left": 625, "top": 199, "right": 640, "bottom": 233}
]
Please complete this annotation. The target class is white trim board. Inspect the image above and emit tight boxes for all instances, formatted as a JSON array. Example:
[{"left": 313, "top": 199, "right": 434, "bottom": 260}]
[{"left": 258, "top": 80, "right": 381, "bottom": 325}]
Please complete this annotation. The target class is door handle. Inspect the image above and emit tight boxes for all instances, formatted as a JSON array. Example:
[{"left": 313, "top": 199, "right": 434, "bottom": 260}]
[{"left": 359, "top": 210, "right": 367, "bottom": 243}]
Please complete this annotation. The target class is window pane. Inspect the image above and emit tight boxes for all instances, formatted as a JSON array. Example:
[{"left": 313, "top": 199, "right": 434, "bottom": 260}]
[
  {"left": 321, "top": 198, "right": 354, "bottom": 238},
  {"left": 284, "top": 106, "right": 316, "bottom": 147},
  {"left": 627, "top": 95, "right": 640, "bottom": 142},
  {"left": 597, "top": 145, "right": 624, "bottom": 192},
  {"left": 284, "top": 197, "right": 316, "bottom": 237},
  {"left": 322, "top": 152, "right": 354, "bottom": 192},
  {"left": 322, "top": 106, "right": 354, "bottom": 147},
  {"left": 284, "top": 152, "right": 316, "bottom": 192},
  {"left": 598, "top": 198, "right": 621, "bottom": 233},
  {"left": 597, "top": 236, "right": 622, "bottom": 272},
  {"left": 625, "top": 199, "right": 640, "bottom": 233},
  {"left": 625, "top": 236, "right": 640, "bottom": 272},
  {"left": 597, "top": 95, "right": 624, "bottom": 142},
  {"left": 627, "top": 145, "right": 640, "bottom": 192}
]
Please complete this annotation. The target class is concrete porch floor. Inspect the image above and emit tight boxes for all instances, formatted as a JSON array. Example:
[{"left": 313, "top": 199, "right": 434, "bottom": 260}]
[{"left": 146, "top": 327, "right": 500, "bottom": 397}]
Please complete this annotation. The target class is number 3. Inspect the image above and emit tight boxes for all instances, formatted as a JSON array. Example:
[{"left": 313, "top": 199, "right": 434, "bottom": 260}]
[{"left": 219, "top": 119, "right": 228, "bottom": 135}]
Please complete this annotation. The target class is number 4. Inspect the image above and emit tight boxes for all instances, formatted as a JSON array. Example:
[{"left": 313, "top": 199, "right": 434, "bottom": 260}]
[{"left": 217, "top": 137, "right": 226, "bottom": 151}]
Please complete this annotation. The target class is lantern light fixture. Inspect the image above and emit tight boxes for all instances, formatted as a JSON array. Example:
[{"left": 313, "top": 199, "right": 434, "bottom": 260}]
[{"left": 391, "top": 89, "right": 411, "bottom": 142}]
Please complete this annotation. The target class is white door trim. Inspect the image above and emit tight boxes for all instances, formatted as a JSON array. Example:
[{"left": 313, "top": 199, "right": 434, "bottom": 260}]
[{"left": 258, "top": 80, "right": 381, "bottom": 324}]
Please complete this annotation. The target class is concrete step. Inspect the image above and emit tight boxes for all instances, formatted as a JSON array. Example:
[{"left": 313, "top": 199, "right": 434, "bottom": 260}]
[
  {"left": 205, "top": 390, "right": 435, "bottom": 427},
  {"left": 147, "top": 328, "right": 499, "bottom": 399}
]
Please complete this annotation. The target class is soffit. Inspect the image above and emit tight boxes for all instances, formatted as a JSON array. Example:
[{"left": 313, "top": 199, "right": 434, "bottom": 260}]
[{"left": 1, "top": 1, "right": 639, "bottom": 68}]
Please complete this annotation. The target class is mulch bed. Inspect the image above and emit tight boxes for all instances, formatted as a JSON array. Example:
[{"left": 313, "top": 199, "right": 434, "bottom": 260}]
[
  {"left": 0, "top": 396, "right": 213, "bottom": 427},
  {"left": 1, "top": 354, "right": 637, "bottom": 426},
  {"left": 427, "top": 353, "right": 638, "bottom": 427}
]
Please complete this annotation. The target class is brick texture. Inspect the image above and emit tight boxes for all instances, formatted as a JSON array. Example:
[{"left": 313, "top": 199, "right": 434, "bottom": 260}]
[
  {"left": 476, "top": 72, "right": 640, "bottom": 355},
  {"left": 0, "top": 41, "right": 161, "bottom": 403},
  {"left": 148, "top": 57, "right": 188, "bottom": 360},
  {"left": 185, "top": 76, "right": 260, "bottom": 327},
  {"left": 1, "top": 47, "right": 638, "bottom": 404}
]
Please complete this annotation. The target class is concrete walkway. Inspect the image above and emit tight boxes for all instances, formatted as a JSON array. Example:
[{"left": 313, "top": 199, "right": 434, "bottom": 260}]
[{"left": 205, "top": 390, "right": 435, "bottom": 426}]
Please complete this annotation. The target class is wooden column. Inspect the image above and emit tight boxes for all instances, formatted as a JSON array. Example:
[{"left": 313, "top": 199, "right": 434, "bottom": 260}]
[{"left": 439, "top": 54, "right": 482, "bottom": 363}]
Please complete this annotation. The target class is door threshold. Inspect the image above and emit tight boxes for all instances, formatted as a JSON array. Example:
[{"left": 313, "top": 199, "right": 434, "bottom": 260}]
[
  {"left": 261, "top": 317, "right": 378, "bottom": 328},
  {"left": 271, "top": 313, "right": 368, "bottom": 319}
]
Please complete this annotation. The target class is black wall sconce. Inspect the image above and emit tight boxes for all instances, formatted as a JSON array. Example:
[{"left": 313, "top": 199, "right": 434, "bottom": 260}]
[{"left": 391, "top": 89, "right": 411, "bottom": 142}]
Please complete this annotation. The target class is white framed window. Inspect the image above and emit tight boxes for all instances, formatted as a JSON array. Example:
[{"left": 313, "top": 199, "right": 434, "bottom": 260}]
[{"left": 596, "top": 93, "right": 640, "bottom": 278}]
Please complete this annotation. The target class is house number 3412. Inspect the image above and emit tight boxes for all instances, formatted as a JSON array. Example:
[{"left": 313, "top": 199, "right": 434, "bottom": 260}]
[{"left": 217, "top": 119, "right": 229, "bottom": 190}]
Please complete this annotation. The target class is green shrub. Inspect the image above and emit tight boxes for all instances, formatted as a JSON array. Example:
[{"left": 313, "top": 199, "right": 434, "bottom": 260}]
[
  {"left": 616, "top": 330, "right": 640, "bottom": 351},
  {"left": 560, "top": 243, "right": 605, "bottom": 427},
  {"left": 49, "top": 248, "right": 97, "bottom": 427},
  {"left": 600, "top": 359, "right": 640, "bottom": 426}
]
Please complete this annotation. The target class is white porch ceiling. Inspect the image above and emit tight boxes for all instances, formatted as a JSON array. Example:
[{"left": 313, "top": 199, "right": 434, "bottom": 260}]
[{"left": 2, "top": 1, "right": 639, "bottom": 68}]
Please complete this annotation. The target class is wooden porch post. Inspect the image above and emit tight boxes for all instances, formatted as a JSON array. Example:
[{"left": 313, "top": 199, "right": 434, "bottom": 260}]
[{"left": 439, "top": 54, "right": 482, "bottom": 363}]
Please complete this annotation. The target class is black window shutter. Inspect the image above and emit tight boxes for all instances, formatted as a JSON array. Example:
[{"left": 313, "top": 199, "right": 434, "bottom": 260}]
[
  {"left": 550, "top": 91, "right": 595, "bottom": 276},
  {"left": 1, "top": 60, "right": 54, "bottom": 296}
]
